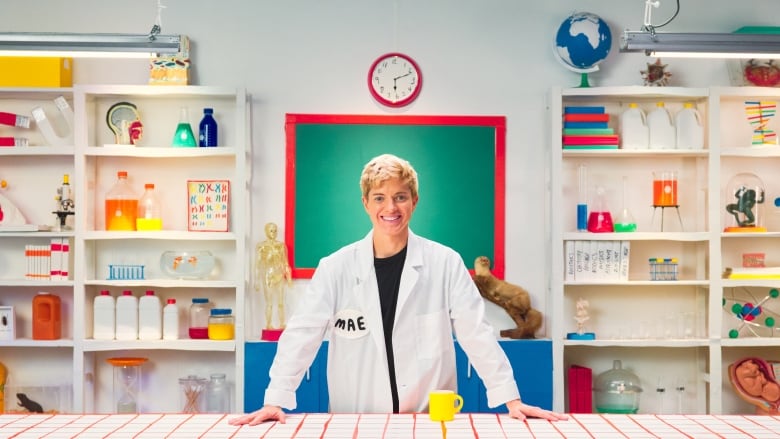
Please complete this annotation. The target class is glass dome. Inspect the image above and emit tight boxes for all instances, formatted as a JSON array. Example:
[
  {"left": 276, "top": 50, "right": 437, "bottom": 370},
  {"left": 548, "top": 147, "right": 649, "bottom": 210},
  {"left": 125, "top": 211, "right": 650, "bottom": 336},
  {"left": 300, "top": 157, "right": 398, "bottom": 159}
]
[
  {"left": 723, "top": 172, "right": 766, "bottom": 232},
  {"left": 593, "top": 359, "right": 643, "bottom": 414}
]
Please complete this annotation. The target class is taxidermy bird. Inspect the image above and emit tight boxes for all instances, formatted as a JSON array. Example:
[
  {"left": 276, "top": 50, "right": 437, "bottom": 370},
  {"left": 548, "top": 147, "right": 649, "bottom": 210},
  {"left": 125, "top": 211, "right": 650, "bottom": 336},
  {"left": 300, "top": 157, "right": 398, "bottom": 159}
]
[{"left": 473, "top": 256, "right": 542, "bottom": 339}]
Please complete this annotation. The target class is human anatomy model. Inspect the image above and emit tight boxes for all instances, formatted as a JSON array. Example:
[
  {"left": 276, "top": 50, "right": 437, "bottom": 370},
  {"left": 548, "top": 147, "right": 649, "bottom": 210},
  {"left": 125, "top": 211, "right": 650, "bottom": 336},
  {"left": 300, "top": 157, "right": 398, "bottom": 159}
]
[{"left": 254, "top": 222, "right": 292, "bottom": 334}]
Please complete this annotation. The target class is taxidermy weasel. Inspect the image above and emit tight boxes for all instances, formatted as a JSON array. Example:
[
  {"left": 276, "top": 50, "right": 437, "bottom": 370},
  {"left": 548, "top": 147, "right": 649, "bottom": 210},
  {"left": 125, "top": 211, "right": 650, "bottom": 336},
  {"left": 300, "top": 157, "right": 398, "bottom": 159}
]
[{"left": 473, "top": 256, "right": 542, "bottom": 339}]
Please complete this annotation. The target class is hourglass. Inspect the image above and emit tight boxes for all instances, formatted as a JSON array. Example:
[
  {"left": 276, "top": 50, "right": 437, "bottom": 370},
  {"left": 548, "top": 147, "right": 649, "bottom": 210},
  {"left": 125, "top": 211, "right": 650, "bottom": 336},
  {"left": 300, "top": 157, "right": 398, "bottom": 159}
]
[{"left": 106, "top": 357, "right": 147, "bottom": 413}]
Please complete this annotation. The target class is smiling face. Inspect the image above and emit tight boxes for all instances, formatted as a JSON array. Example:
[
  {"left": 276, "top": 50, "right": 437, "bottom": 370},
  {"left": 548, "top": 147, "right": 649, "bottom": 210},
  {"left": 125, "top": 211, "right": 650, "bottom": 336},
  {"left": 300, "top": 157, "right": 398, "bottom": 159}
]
[
  {"left": 362, "top": 177, "right": 418, "bottom": 240},
  {"left": 359, "top": 154, "right": 420, "bottom": 255}
]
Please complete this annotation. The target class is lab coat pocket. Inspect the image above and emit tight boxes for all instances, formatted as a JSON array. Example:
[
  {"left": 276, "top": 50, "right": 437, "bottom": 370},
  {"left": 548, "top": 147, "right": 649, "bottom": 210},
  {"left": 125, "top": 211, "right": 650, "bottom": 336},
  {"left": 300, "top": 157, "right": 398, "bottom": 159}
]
[{"left": 415, "top": 310, "right": 449, "bottom": 360}]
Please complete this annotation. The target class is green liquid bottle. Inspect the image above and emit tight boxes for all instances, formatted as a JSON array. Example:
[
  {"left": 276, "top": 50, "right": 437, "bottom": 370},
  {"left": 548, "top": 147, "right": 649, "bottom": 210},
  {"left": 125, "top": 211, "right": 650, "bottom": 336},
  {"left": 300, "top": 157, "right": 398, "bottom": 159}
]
[{"left": 172, "top": 107, "right": 197, "bottom": 147}]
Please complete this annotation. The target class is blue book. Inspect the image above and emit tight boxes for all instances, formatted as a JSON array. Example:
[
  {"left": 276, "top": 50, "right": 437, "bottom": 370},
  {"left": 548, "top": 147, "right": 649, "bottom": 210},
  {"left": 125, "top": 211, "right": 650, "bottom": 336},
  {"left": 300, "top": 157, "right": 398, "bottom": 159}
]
[
  {"left": 564, "top": 121, "right": 609, "bottom": 129},
  {"left": 564, "top": 106, "right": 606, "bottom": 114}
]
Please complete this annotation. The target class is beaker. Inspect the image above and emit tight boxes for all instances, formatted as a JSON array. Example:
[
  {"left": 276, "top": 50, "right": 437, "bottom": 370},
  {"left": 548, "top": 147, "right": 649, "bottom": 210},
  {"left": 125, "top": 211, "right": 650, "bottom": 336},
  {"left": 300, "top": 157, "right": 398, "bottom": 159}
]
[
  {"left": 652, "top": 171, "right": 678, "bottom": 207},
  {"left": 106, "top": 357, "right": 147, "bottom": 413}
]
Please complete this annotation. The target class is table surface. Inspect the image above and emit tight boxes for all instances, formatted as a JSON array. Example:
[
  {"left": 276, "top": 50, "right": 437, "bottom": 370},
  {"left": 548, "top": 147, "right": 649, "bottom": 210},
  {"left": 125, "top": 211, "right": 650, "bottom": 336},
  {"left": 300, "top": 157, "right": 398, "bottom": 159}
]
[{"left": 1, "top": 413, "right": 780, "bottom": 438}]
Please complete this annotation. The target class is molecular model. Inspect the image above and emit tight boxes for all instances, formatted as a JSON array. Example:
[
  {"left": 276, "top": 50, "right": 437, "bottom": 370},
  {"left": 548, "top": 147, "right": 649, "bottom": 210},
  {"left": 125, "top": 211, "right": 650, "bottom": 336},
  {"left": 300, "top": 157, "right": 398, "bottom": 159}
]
[{"left": 723, "top": 287, "right": 780, "bottom": 338}]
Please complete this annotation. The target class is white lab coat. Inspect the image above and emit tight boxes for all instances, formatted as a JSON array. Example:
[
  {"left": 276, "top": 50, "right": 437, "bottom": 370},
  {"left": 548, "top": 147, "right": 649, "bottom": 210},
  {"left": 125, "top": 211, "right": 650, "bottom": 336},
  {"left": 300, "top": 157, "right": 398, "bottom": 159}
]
[{"left": 263, "top": 230, "right": 521, "bottom": 413}]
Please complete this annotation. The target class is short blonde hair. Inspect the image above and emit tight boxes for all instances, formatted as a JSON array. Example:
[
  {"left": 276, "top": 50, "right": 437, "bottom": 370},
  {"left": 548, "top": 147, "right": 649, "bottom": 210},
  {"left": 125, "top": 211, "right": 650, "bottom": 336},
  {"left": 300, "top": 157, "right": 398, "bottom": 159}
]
[{"left": 360, "top": 154, "right": 419, "bottom": 199}]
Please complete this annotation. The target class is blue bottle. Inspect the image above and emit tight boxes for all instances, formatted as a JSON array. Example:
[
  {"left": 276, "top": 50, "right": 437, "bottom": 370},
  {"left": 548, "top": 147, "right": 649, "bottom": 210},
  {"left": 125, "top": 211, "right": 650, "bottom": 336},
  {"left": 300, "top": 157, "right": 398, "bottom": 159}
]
[{"left": 198, "top": 108, "right": 218, "bottom": 147}]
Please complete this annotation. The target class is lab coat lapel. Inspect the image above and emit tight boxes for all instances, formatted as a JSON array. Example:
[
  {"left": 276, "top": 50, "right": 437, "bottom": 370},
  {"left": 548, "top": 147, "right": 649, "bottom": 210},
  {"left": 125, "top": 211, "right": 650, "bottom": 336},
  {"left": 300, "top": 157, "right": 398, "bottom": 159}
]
[
  {"left": 395, "top": 231, "right": 421, "bottom": 321},
  {"left": 355, "top": 232, "right": 386, "bottom": 356}
]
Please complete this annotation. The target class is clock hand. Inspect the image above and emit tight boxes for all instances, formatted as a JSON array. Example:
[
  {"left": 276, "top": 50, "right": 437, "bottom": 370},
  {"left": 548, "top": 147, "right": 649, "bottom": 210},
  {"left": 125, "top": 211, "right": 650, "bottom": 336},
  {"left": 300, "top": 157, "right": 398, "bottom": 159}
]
[{"left": 394, "top": 72, "right": 412, "bottom": 81}]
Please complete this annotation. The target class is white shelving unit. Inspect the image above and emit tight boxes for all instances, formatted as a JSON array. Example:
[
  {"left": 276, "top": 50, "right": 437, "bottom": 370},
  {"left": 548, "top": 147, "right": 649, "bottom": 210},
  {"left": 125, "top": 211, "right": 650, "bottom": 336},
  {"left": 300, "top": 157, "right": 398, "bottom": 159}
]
[
  {"left": 550, "top": 86, "right": 780, "bottom": 415},
  {"left": 0, "top": 85, "right": 249, "bottom": 414},
  {"left": 0, "top": 88, "right": 77, "bottom": 413}
]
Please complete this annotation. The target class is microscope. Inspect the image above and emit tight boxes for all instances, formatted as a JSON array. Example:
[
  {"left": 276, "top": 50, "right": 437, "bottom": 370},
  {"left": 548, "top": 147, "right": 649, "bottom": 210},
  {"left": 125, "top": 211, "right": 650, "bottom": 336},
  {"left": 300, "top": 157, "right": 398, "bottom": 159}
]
[{"left": 53, "top": 174, "right": 75, "bottom": 231}]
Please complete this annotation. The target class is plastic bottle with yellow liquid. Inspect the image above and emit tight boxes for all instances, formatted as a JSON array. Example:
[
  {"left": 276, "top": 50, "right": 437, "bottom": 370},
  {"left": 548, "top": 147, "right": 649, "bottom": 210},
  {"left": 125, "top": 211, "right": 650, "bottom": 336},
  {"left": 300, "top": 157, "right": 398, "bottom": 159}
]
[
  {"left": 136, "top": 183, "right": 162, "bottom": 231},
  {"left": 105, "top": 171, "right": 138, "bottom": 231}
]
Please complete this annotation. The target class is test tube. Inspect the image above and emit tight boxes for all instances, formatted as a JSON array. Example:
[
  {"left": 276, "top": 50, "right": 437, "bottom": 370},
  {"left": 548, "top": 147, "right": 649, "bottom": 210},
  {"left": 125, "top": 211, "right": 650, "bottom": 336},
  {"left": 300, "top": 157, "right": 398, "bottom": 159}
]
[{"left": 577, "top": 164, "right": 588, "bottom": 231}]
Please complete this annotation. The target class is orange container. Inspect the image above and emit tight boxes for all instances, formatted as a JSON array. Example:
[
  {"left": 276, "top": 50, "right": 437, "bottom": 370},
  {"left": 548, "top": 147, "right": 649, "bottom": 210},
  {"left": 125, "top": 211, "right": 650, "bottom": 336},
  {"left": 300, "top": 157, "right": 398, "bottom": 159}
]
[{"left": 32, "top": 293, "right": 61, "bottom": 340}]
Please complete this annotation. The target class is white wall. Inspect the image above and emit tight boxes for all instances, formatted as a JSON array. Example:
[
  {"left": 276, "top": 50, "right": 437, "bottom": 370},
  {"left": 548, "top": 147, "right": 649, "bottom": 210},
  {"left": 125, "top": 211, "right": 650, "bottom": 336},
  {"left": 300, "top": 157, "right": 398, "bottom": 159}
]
[{"left": 1, "top": 0, "right": 775, "bottom": 335}]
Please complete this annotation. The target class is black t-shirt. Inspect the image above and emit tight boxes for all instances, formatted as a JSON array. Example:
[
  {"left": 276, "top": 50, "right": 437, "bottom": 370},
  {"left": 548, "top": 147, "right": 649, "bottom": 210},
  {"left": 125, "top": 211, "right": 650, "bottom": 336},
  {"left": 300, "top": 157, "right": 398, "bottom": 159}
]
[{"left": 374, "top": 246, "right": 407, "bottom": 413}]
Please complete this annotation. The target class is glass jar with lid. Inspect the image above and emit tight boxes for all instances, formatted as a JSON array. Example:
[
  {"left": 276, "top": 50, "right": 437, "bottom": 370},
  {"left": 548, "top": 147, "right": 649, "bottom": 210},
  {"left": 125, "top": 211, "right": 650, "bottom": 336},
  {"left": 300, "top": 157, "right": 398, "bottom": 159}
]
[
  {"left": 189, "top": 298, "right": 212, "bottom": 339},
  {"left": 204, "top": 373, "right": 230, "bottom": 413},
  {"left": 207, "top": 308, "right": 235, "bottom": 340}
]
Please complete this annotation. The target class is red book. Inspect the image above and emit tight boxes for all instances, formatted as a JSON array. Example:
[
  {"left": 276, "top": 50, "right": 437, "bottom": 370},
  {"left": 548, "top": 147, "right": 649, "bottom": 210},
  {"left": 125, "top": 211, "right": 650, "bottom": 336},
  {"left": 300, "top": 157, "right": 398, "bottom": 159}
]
[
  {"left": 562, "top": 135, "right": 619, "bottom": 145},
  {"left": 564, "top": 113, "right": 610, "bottom": 122}
]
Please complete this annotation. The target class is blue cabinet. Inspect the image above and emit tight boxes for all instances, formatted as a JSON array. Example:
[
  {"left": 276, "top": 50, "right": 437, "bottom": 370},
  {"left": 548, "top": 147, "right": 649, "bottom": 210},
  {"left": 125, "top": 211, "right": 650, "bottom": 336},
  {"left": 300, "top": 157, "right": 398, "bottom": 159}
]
[
  {"left": 244, "top": 339, "right": 551, "bottom": 413},
  {"left": 244, "top": 341, "right": 329, "bottom": 413},
  {"left": 456, "top": 339, "right": 553, "bottom": 412}
]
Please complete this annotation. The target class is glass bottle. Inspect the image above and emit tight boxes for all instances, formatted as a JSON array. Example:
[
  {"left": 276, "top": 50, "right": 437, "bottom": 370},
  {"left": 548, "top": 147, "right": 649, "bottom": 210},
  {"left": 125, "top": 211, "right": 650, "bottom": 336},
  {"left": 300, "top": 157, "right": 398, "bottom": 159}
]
[
  {"left": 105, "top": 171, "right": 138, "bottom": 231},
  {"left": 204, "top": 373, "right": 230, "bottom": 413},
  {"left": 136, "top": 183, "right": 162, "bottom": 231},
  {"left": 198, "top": 108, "right": 218, "bottom": 147},
  {"left": 172, "top": 107, "right": 197, "bottom": 147}
]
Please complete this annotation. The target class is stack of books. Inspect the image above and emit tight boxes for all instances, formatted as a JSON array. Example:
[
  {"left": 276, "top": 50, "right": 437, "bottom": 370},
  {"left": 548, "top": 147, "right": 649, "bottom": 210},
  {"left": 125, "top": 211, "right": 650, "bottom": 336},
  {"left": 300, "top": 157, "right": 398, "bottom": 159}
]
[
  {"left": 25, "top": 238, "right": 70, "bottom": 281},
  {"left": 562, "top": 106, "right": 619, "bottom": 150},
  {"left": 564, "top": 240, "right": 630, "bottom": 281}
]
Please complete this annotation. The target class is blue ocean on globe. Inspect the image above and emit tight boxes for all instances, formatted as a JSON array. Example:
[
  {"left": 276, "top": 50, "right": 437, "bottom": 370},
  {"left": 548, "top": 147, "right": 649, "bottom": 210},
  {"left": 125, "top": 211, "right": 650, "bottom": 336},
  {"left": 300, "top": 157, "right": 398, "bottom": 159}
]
[{"left": 555, "top": 12, "right": 612, "bottom": 73}]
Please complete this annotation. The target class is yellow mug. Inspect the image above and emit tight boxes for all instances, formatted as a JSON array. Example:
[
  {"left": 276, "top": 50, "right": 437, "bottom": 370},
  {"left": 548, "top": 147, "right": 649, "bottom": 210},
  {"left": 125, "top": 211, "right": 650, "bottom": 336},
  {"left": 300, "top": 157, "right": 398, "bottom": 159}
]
[{"left": 428, "top": 390, "right": 464, "bottom": 422}]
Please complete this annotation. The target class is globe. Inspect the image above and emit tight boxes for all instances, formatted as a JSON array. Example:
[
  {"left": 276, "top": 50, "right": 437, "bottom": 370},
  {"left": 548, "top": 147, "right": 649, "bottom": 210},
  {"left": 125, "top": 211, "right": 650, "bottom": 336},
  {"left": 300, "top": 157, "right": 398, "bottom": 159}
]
[{"left": 554, "top": 12, "right": 612, "bottom": 87}]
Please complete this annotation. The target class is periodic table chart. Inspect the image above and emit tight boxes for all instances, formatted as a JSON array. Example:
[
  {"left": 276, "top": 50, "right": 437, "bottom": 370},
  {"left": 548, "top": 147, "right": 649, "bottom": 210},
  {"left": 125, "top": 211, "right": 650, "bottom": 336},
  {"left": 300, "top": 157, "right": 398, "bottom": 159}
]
[{"left": 2, "top": 413, "right": 780, "bottom": 438}]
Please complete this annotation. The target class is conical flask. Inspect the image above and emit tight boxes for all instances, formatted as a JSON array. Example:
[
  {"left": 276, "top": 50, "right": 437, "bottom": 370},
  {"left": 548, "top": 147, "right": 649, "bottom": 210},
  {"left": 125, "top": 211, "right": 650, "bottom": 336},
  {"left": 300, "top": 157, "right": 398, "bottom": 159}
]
[
  {"left": 614, "top": 176, "right": 637, "bottom": 232},
  {"left": 587, "top": 185, "right": 614, "bottom": 232},
  {"left": 172, "top": 107, "right": 197, "bottom": 147}
]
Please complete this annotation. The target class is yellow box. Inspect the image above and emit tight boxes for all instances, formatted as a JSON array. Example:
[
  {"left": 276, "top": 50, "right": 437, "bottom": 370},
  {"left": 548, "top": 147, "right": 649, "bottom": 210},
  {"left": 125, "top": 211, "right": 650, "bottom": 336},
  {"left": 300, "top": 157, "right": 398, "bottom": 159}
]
[{"left": 0, "top": 57, "right": 73, "bottom": 87}]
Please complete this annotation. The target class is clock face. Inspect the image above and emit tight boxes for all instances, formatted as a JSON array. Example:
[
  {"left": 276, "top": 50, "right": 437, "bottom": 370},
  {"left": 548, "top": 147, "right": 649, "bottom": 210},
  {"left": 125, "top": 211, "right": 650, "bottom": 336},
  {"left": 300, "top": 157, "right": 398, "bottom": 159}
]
[{"left": 368, "top": 53, "right": 422, "bottom": 107}]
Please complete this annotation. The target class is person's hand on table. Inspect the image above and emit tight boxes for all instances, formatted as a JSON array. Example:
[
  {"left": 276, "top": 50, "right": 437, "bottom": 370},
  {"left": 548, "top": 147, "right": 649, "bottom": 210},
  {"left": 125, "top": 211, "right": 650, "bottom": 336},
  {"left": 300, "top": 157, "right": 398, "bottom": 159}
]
[
  {"left": 229, "top": 405, "right": 286, "bottom": 426},
  {"left": 506, "top": 399, "right": 568, "bottom": 421}
]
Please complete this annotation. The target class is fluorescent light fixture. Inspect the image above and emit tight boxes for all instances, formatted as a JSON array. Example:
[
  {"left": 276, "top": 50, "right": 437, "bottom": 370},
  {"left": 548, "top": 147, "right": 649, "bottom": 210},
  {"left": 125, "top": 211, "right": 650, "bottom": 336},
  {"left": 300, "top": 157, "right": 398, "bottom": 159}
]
[
  {"left": 0, "top": 32, "right": 183, "bottom": 58},
  {"left": 621, "top": 30, "right": 780, "bottom": 59}
]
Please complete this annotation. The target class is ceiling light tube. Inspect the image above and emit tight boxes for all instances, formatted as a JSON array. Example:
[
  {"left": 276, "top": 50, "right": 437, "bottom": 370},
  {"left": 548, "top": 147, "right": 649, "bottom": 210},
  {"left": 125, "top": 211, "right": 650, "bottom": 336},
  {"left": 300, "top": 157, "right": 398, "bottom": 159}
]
[
  {"left": 621, "top": 30, "right": 780, "bottom": 59},
  {"left": 0, "top": 32, "right": 183, "bottom": 58}
]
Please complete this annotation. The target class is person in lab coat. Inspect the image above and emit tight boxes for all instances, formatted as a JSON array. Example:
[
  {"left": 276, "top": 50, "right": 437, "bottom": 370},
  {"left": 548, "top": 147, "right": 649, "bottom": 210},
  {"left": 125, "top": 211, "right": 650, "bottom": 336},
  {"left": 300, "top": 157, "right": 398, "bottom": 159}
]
[{"left": 230, "top": 154, "right": 567, "bottom": 425}]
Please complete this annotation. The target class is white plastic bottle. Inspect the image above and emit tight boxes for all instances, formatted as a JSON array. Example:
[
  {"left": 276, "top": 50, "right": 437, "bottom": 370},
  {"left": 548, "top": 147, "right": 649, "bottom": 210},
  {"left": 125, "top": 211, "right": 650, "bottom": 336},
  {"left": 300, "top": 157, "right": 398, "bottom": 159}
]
[
  {"left": 138, "top": 290, "right": 162, "bottom": 340},
  {"left": 115, "top": 290, "right": 138, "bottom": 340},
  {"left": 163, "top": 298, "right": 179, "bottom": 340},
  {"left": 93, "top": 290, "right": 115, "bottom": 340},
  {"left": 619, "top": 103, "right": 649, "bottom": 149},
  {"left": 675, "top": 102, "right": 704, "bottom": 150},
  {"left": 647, "top": 102, "right": 675, "bottom": 149}
]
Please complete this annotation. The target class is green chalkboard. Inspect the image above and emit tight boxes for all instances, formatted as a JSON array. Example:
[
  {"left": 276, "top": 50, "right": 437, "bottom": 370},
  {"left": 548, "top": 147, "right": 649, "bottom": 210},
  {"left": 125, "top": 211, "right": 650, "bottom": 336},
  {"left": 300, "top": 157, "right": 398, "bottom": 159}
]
[{"left": 284, "top": 114, "right": 505, "bottom": 279}]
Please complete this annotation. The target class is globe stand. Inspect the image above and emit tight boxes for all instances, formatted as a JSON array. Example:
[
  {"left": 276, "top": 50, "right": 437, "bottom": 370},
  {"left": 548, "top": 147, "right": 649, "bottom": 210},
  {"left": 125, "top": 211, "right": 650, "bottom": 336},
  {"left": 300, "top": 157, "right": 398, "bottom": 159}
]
[{"left": 578, "top": 73, "right": 592, "bottom": 88}]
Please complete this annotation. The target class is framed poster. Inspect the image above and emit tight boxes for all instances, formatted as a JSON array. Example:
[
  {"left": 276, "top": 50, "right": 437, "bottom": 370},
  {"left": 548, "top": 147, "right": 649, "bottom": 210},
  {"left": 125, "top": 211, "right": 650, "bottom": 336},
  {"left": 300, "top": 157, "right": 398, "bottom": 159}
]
[
  {"left": 285, "top": 114, "right": 505, "bottom": 279},
  {"left": 187, "top": 179, "right": 230, "bottom": 232}
]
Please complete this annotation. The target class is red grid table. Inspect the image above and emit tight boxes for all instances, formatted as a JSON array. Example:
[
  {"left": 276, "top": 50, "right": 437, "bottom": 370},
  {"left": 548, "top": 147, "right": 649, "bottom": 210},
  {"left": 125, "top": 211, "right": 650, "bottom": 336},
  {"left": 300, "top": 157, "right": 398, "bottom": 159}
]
[{"left": 1, "top": 413, "right": 780, "bottom": 438}]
